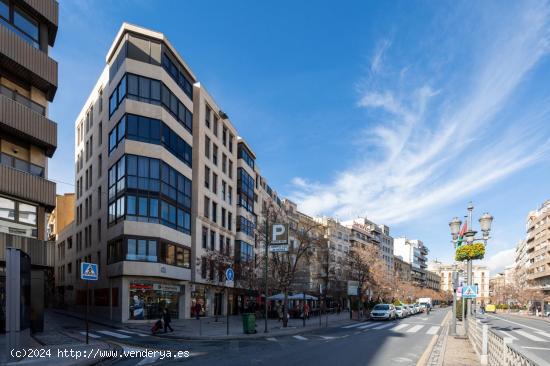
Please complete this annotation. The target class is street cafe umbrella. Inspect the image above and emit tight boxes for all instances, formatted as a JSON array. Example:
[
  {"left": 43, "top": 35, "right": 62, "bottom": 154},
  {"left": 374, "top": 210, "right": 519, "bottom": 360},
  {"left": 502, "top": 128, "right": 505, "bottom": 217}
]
[
  {"left": 267, "top": 293, "right": 286, "bottom": 300},
  {"left": 289, "top": 293, "right": 318, "bottom": 300}
]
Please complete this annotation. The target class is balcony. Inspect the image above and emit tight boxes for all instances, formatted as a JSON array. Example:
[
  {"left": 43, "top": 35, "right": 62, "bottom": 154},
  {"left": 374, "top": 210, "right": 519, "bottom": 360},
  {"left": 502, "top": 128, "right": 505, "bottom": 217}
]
[
  {"left": 0, "top": 232, "right": 54, "bottom": 267},
  {"left": 0, "top": 25, "right": 58, "bottom": 100},
  {"left": 0, "top": 153, "right": 44, "bottom": 177},
  {"left": 22, "top": 0, "right": 59, "bottom": 44},
  {"left": 0, "top": 165, "right": 56, "bottom": 210},
  {"left": 0, "top": 93, "right": 57, "bottom": 156}
]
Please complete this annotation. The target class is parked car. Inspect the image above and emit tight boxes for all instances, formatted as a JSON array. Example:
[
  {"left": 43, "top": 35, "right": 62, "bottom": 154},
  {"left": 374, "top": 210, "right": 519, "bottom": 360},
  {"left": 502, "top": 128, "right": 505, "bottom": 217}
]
[
  {"left": 395, "top": 306, "right": 406, "bottom": 318},
  {"left": 403, "top": 304, "right": 412, "bottom": 316},
  {"left": 414, "top": 304, "right": 421, "bottom": 314},
  {"left": 370, "top": 304, "right": 396, "bottom": 320}
]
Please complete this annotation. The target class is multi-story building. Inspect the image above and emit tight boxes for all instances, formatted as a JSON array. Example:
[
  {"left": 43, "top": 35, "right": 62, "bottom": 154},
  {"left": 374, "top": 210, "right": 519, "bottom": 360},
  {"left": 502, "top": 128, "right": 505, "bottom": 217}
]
[
  {"left": 47, "top": 193, "right": 75, "bottom": 240},
  {"left": 0, "top": 0, "right": 59, "bottom": 335},
  {"left": 394, "top": 238, "right": 428, "bottom": 287},
  {"left": 394, "top": 255, "right": 412, "bottom": 283},
  {"left": 489, "top": 273, "right": 506, "bottom": 304},
  {"left": 524, "top": 200, "right": 550, "bottom": 295},
  {"left": 428, "top": 260, "right": 490, "bottom": 306},
  {"left": 425, "top": 270, "right": 441, "bottom": 291}
]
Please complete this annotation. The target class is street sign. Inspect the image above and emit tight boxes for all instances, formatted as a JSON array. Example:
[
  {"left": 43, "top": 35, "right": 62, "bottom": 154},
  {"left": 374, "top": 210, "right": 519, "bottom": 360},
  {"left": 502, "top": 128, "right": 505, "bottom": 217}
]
[
  {"left": 226, "top": 267, "right": 234, "bottom": 281},
  {"left": 81, "top": 262, "right": 98, "bottom": 281},
  {"left": 269, "top": 244, "right": 289, "bottom": 253},
  {"left": 462, "top": 285, "right": 478, "bottom": 299},
  {"left": 347, "top": 281, "right": 359, "bottom": 296}
]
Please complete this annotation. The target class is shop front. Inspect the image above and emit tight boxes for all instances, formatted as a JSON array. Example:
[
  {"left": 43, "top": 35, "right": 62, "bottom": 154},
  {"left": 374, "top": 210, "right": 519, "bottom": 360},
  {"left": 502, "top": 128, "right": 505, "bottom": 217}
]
[{"left": 128, "top": 279, "right": 184, "bottom": 320}]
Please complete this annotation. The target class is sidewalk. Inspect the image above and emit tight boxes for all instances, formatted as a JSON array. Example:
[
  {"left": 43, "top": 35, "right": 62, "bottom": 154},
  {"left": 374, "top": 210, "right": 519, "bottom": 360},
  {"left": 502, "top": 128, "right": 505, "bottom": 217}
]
[
  {"left": 441, "top": 322, "right": 480, "bottom": 366},
  {"left": 55, "top": 309, "right": 354, "bottom": 340},
  {"left": 2, "top": 311, "right": 118, "bottom": 366}
]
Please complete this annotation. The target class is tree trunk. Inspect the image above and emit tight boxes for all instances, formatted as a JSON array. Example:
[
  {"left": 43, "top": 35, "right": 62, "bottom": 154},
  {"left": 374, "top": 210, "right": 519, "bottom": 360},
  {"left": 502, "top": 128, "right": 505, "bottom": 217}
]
[{"left": 283, "top": 292, "right": 289, "bottom": 327}]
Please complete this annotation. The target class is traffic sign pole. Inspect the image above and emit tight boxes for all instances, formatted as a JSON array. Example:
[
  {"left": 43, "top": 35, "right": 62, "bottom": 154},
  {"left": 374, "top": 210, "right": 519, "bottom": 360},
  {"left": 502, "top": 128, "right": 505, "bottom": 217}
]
[{"left": 86, "top": 280, "right": 89, "bottom": 344}]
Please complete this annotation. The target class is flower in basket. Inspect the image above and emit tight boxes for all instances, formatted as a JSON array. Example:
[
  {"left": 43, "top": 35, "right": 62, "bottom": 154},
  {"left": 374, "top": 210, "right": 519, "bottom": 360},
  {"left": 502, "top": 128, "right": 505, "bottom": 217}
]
[{"left": 455, "top": 242, "right": 485, "bottom": 261}]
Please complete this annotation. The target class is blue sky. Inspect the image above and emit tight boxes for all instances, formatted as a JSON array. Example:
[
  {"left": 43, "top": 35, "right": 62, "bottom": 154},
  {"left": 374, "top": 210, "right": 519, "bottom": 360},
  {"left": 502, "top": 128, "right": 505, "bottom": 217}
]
[{"left": 50, "top": 0, "right": 550, "bottom": 274}]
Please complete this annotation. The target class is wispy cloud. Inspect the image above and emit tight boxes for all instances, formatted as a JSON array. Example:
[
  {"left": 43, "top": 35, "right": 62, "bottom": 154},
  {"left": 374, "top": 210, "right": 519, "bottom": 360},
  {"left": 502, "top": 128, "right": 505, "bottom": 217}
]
[{"left": 291, "top": 0, "right": 550, "bottom": 225}]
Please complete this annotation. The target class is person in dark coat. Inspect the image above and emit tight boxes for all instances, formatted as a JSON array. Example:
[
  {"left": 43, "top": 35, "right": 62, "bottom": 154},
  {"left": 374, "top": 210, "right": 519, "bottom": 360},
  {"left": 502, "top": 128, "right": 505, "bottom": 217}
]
[{"left": 163, "top": 309, "right": 173, "bottom": 333}]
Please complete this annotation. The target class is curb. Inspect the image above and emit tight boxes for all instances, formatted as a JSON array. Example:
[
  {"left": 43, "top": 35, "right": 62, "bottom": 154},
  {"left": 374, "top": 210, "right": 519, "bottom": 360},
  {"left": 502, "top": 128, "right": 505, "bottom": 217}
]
[{"left": 417, "top": 310, "right": 451, "bottom": 366}]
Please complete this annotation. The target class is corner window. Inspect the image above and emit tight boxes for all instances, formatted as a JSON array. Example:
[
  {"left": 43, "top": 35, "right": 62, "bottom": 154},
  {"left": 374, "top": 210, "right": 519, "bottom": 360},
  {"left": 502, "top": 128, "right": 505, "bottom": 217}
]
[{"left": 0, "top": 2, "right": 39, "bottom": 48}]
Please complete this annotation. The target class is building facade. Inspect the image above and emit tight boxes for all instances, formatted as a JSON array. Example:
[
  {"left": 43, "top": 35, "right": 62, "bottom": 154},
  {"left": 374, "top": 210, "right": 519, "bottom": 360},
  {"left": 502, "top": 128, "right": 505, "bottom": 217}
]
[
  {"left": 0, "top": 0, "right": 59, "bottom": 334},
  {"left": 47, "top": 193, "right": 75, "bottom": 240},
  {"left": 524, "top": 200, "right": 550, "bottom": 295},
  {"left": 394, "top": 238, "right": 428, "bottom": 287}
]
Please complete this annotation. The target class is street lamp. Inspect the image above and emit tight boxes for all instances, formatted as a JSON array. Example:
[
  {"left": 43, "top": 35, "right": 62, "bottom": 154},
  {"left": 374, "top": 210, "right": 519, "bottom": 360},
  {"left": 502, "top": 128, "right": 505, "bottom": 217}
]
[{"left": 448, "top": 202, "right": 492, "bottom": 336}]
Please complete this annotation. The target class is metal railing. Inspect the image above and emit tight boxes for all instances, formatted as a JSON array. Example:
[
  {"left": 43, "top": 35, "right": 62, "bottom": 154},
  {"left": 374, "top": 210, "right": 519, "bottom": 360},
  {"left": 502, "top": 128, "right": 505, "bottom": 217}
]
[
  {"left": 0, "top": 152, "right": 44, "bottom": 177},
  {"left": 0, "top": 85, "right": 46, "bottom": 115}
]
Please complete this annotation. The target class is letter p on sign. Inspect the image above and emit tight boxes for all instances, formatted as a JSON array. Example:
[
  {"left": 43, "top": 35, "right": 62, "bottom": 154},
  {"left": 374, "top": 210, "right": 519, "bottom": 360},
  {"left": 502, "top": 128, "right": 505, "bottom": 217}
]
[{"left": 271, "top": 224, "right": 288, "bottom": 244}]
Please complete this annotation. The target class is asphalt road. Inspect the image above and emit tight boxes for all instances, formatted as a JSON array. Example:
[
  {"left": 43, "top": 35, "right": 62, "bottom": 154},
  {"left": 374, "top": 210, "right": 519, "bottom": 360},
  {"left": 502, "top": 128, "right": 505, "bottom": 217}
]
[
  {"left": 89, "top": 308, "right": 449, "bottom": 366},
  {"left": 479, "top": 312, "right": 550, "bottom": 364}
]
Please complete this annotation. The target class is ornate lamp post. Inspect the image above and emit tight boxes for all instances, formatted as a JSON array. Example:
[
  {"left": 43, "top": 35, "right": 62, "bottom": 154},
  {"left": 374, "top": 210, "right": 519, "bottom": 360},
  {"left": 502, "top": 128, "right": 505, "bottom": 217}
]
[{"left": 449, "top": 202, "right": 493, "bottom": 336}]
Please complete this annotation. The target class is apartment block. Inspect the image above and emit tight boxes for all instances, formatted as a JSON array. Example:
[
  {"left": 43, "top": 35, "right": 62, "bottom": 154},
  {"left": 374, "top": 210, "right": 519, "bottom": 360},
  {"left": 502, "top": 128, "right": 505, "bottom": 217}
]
[
  {"left": 47, "top": 193, "right": 75, "bottom": 240},
  {"left": 0, "top": 0, "right": 59, "bottom": 335},
  {"left": 394, "top": 237, "right": 428, "bottom": 287},
  {"left": 524, "top": 199, "right": 550, "bottom": 295}
]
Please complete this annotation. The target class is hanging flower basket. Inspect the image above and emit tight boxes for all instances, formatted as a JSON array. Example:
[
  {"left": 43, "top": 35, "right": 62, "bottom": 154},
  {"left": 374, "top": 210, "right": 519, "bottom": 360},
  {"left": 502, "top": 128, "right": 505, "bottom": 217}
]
[{"left": 455, "top": 242, "right": 485, "bottom": 261}]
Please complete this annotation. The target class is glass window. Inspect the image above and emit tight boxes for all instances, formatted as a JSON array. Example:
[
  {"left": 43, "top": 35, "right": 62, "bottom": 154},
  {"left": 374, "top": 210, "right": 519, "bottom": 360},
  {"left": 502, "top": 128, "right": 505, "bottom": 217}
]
[
  {"left": 127, "top": 195, "right": 136, "bottom": 215},
  {"left": 149, "top": 198, "right": 159, "bottom": 218},
  {"left": 127, "top": 74, "right": 138, "bottom": 96},
  {"left": 18, "top": 203, "right": 36, "bottom": 225},
  {"left": 139, "top": 77, "right": 150, "bottom": 99},
  {"left": 151, "top": 80, "right": 161, "bottom": 101},
  {"left": 138, "top": 196, "right": 148, "bottom": 216},
  {"left": 0, "top": 0, "right": 8, "bottom": 19},
  {"left": 166, "top": 244, "right": 175, "bottom": 265},
  {"left": 13, "top": 7, "right": 38, "bottom": 42},
  {"left": 0, "top": 197, "right": 16, "bottom": 220},
  {"left": 127, "top": 239, "right": 137, "bottom": 260},
  {"left": 148, "top": 240, "right": 157, "bottom": 262},
  {"left": 137, "top": 239, "right": 147, "bottom": 260}
]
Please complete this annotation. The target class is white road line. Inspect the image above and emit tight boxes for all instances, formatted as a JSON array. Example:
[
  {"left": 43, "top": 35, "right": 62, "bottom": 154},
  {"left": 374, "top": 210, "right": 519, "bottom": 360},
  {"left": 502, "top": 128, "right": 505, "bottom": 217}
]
[
  {"left": 136, "top": 355, "right": 160, "bottom": 366},
  {"left": 486, "top": 314, "right": 545, "bottom": 333},
  {"left": 266, "top": 337, "right": 277, "bottom": 341},
  {"left": 358, "top": 322, "right": 379, "bottom": 329},
  {"left": 96, "top": 330, "right": 131, "bottom": 339},
  {"left": 293, "top": 335, "right": 308, "bottom": 341},
  {"left": 536, "top": 331, "right": 550, "bottom": 339},
  {"left": 342, "top": 323, "right": 366, "bottom": 329},
  {"left": 499, "top": 331, "right": 518, "bottom": 340},
  {"left": 391, "top": 323, "right": 410, "bottom": 331},
  {"left": 372, "top": 323, "right": 395, "bottom": 330},
  {"left": 118, "top": 329, "right": 148, "bottom": 337},
  {"left": 79, "top": 331, "right": 101, "bottom": 339},
  {"left": 406, "top": 325, "right": 424, "bottom": 333},
  {"left": 320, "top": 336, "right": 337, "bottom": 340},
  {"left": 427, "top": 326, "right": 440, "bottom": 335},
  {"left": 512, "top": 330, "right": 546, "bottom": 342},
  {"left": 522, "top": 346, "right": 550, "bottom": 351}
]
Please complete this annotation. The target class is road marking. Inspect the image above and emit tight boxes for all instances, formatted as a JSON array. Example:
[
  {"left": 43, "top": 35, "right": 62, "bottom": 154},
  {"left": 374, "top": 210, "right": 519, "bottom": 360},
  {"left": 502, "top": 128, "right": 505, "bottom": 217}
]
[
  {"left": 136, "top": 355, "right": 160, "bottom": 365},
  {"left": 407, "top": 325, "right": 424, "bottom": 333},
  {"left": 96, "top": 330, "right": 131, "bottom": 339},
  {"left": 392, "top": 323, "right": 410, "bottom": 331},
  {"left": 420, "top": 318, "right": 428, "bottom": 321},
  {"left": 118, "top": 329, "right": 148, "bottom": 337},
  {"left": 536, "top": 331, "right": 550, "bottom": 339},
  {"left": 427, "top": 326, "right": 440, "bottom": 335},
  {"left": 358, "top": 322, "right": 379, "bottom": 329},
  {"left": 486, "top": 314, "right": 544, "bottom": 333},
  {"left": 522, "top": 346, "right": 550, "bottom": 351},
  {"left": 499, "top": 331, "right": 518, "bottom": 340},
  {"left": 79, "top": 331, "right": 101, "bottom": 339},
  {"left": 266, "top": 337, "right": 277, "bottom": 341},
  {"left": 372, "top": 322, "right": 395, "bottom": 330},
  {"left": 320, "top": 336, "right": 337, "bottom": 340},
  {"left": 342, "top": 322, "right": 366, "bottom": 329},
  {"left": 293, "top": 335, "right": 308, "bottom": 341},
  {"left": 512, "top": 330, "right": 546, "bottom": 342}
]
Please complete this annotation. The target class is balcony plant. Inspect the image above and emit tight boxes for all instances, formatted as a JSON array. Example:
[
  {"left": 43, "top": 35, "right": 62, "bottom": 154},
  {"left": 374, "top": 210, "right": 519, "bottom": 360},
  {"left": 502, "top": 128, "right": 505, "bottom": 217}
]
[{"left": 455, "top": 242, "right": 485, "bottom": 261}]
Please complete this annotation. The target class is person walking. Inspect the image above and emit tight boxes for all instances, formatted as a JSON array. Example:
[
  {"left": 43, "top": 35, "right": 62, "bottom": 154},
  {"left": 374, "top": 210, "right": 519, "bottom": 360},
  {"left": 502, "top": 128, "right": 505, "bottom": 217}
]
[
  {"left": 162, "top": 309, "right": 173, "bottom": 333},
  {"left": 194, "top": 302, "right": 202, "bottom": 320},
  {"left": 304, "top": 301, "right": 310, "bottom": 320}
]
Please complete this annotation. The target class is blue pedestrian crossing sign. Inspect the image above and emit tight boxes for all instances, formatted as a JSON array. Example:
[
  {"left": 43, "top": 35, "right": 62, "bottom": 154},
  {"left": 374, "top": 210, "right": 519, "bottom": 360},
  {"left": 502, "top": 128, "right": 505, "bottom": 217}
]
[
  {"left": 81, "top": 262, "right": 98, "bottom": 280},
  {"left": 462, "top": 284, "right": 478, "bottom": 299},
  {"left": 225, "top": 267, "right": 234, "bottom": 282}
]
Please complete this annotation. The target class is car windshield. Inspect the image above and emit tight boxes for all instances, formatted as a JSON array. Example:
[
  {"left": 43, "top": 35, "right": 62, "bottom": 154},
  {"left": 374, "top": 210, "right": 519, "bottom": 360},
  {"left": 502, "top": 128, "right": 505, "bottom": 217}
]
[
  {"left": 395, "top": 306, "right": 402, "bottom": 310},
  {"left": 373, "top": 304, "right": 389, "bottom": 310}
]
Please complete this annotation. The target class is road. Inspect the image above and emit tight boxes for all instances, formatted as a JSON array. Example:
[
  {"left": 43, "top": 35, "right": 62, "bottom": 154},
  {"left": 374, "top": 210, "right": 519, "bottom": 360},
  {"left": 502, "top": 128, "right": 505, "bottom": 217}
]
[
  {"left": 478, "top": 312, "right": 550, "bottom": 364},
  {"left": 81, "top": 308, "right": 449, "bottom": 366}
]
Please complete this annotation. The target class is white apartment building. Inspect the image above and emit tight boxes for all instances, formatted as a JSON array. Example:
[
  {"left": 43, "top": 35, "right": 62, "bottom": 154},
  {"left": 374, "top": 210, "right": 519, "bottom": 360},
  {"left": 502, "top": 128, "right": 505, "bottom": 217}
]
[
  {"left": 394, "top": 237, "right": 428, "bottom": 287},
  {"left": 55, "top": 23, "right": 271, "bottom": 322}
]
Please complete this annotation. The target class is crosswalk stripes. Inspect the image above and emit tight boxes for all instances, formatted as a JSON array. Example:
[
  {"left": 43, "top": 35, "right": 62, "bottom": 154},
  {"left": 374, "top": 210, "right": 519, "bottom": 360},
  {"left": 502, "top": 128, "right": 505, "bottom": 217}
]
[
  {"left": 391, "top": 324, "right": 409, "bottom": 331},
  {"left": 293, "top": 335, "right": 308, "bottom": 341},
  {"left": 343, "top": 322, "right": 366, "bottom": 329},
  {"left": 266, "top": 337, "right": 277, "bottom": 341},
  {"left": 512, "top": 330, "right": 546, "bottom": 342},
  {"left": 357, "top": 322, "right": 379, "bottom": 330},
  {"left": 426, "top": 326, "right": 440, "bottom": 335},
  {"left": 372, "top": 322, "right": 395, "bottom": 330},
  {"left": 97, "top": 330, "right": 132, "bottom": 339},
  {"left": 117, "top": 329, "right": 148, "bottom": 337},
  {"left": 499, "top": 331, "right": 518, "bottom": 340},
  {"left": 79, "top": 331, "right": 101, "bottom": 339},
  {"left": 406, "top": 325, "right": 424, "bottom": 333},
  {"left": 536, "top": 331, "right": 550, "bottom": 339}
]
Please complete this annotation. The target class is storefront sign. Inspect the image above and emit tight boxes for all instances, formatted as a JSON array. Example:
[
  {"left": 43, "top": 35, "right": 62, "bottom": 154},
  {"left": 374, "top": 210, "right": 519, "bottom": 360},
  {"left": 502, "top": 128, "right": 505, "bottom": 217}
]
[
  {"left": 153, "top": 284, "right": 180, "bottom": 293},
  {"left": 130, "top": 283, "right": 153, "bottom": 290}
]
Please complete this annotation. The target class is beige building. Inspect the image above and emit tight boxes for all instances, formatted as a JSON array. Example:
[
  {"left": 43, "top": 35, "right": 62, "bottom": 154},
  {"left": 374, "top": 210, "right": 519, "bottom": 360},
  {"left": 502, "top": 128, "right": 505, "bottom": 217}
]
[
  {"left": 428, "top": 260, "right": 490, "bottom": 306},
  {"left": 47, "top": 193, "right": 75, "bottom": 240},
  {"left": 524, "top": 200, "right": 550, "bottom": 295},
  {"left": 0, "top": 0, "right": 59, "bottom": 335},
  {"left": 394, "top": 238, "right": 429, "bottom": 287}
]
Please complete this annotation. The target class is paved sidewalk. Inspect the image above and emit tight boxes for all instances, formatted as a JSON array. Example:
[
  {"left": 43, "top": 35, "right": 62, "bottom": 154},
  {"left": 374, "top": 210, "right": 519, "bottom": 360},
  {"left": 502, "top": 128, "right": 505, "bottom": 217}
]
[
  {"left": 55, "top": 309, "right": 354, "bottom": 340},
  {"left": 442, "top": 322, "right": 480, "bottom": 366},
  {"left": 2, "top": 311, "right": 118, "bottom": 366}
]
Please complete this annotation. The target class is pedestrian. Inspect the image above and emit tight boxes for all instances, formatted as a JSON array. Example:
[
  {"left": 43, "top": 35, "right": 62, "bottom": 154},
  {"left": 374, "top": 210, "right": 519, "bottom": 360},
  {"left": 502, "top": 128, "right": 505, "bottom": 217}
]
[
  {"left": 481, "top": 303, "right": 485, "bottom": 315},
  {"left": 194, "top": 302, "right": 202, "bottom": 320},
  {"left": 304, "top": 301, "right": 310, "bottom": 320},
  {"left": 163, "top": 309, "right": 173, "bottom": 333}
]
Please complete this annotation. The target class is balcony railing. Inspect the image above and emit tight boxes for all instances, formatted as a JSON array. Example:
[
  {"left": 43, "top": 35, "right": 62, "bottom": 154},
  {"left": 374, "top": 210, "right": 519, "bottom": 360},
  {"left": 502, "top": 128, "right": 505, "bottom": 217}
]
[
  {"left": 0, "top": 85, "right": 45, "bottom": 115},
  {"left": 0, "top": 152, "right": 44, "bottom": 177}
]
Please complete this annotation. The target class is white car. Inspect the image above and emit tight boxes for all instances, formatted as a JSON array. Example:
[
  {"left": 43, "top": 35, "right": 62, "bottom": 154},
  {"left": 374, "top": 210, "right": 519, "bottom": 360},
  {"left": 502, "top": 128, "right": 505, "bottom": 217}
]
[
  {"left": 405, "top": 304, "right": 414, "bottom": 315},
  {"left": 395, "top": 306, "right": 406, "bottom": 318},
  {"left": 413, "top": 304, "right": 421, "bottom": 314},
  {"left": 370, "top": 304, "right": 397, "bottom": 320}
]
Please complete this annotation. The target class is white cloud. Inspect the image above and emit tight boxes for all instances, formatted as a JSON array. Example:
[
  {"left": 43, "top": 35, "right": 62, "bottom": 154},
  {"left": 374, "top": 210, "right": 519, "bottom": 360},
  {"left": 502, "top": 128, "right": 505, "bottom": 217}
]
[
  {"left": 291, "top": 1, "right": 550, "bottom": 225},
  {"left": 370, "top": 40, "right": 391, "bottom": 74},
  {"left": 484, "top": 248, "right": 516, "bottom": 274}
]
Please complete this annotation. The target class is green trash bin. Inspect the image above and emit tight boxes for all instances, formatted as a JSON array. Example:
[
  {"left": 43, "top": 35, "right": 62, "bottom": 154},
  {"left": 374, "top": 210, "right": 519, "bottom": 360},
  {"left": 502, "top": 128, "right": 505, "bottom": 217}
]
[{"left": 242, "top": 313, "right": 256, "bottom": 334}]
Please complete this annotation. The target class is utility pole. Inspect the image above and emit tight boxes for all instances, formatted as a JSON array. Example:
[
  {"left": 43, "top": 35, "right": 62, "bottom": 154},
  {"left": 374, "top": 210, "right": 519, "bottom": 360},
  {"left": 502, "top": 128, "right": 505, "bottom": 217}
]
[{"left": 264, "top": 217, "right": 269, "bottom": 333}]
